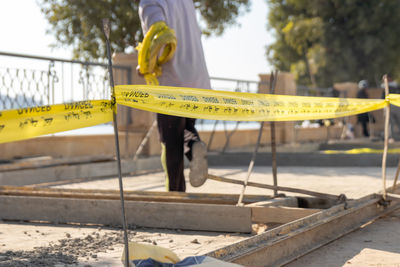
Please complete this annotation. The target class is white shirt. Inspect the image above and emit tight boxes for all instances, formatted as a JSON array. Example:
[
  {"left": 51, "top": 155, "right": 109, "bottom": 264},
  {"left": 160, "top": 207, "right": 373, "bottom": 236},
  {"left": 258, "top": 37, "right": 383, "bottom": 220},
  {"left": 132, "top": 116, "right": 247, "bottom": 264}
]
[{"left": 139, "top": 0, "right": 211, "bottom": 89}]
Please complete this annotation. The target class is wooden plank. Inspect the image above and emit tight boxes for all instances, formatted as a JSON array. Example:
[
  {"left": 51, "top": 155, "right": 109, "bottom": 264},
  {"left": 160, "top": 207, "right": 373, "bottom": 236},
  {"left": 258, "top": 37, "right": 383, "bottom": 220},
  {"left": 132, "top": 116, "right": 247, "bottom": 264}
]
[
  {"left": 251, "top": 206, "right": 321, "bottom": 224},
  {"left": 0, "top": 157, "right": 162, "bottom": 186},
  {"left": 0, "top": 186, "right": 272, "bottom": 205},
  {"left": 0, "top": 161, "right": 117, "bottom": 186},
  {"left": 0, "top": 195, "right": 252, "bottom": 233},
  {"left": 0, "top": 186, "right": 272, "bottom": 204},
  {"left": 0, "top": 155, "right": 114, "bottom": 172},
  {"left": 24, "top": 169, "right": 158, "bottom": 188}
]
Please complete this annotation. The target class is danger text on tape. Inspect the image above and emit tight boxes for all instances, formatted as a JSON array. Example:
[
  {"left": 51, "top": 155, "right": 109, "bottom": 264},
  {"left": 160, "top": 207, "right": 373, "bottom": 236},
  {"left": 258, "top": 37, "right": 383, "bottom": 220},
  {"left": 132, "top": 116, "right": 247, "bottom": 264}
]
[
  {"left": 115, "top": 85, "right": 387, "bottom": 121},
  {"left": 0, "top": 100, "right": 113, "bottom": 144}
]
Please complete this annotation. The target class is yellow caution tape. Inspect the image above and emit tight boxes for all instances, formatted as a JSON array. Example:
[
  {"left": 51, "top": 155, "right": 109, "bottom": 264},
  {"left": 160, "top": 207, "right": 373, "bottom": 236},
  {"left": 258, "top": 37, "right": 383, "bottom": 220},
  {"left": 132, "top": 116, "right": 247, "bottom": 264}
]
[
  {"left": 323, "top": 148, "right": 400, "bottom": 154},
  {"left": 115, "top": 85, "right": 387, "bottom": 121},
  {"left": 387, "top": 94, "right": 400, "bottom": 107},
  {"left": 0, "top": 100, "right": 113, "bottom": 144},
  {"left": 1, "top": 89, "right": 400, "bottom": 145}
]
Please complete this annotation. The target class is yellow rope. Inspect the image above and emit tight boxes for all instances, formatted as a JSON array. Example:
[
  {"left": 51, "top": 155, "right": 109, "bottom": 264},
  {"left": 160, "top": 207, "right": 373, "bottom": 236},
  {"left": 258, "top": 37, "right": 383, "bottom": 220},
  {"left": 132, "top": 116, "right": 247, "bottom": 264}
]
[{"left": 136, "top": 21, "right": 177, "bottom": 85}]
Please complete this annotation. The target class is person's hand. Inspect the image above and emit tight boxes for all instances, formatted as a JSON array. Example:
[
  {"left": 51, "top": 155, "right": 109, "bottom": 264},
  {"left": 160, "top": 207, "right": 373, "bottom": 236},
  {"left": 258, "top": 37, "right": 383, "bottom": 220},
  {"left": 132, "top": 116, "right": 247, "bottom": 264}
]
[{"left": 136, "top": 65, "right": 144, "bottom": 77}]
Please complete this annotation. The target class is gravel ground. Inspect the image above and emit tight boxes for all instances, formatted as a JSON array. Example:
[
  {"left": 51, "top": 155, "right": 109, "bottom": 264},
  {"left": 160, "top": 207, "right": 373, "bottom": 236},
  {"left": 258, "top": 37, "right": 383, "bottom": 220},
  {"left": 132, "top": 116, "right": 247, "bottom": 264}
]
[
  {"left": 0, "top": 227, "right": 123, "bottom": 266},
  {"left": 0, "top": 222, "right": 248, "bottom": 266},
  {"left": 1, "top": 166, "right": 399, "bottom": 266}
]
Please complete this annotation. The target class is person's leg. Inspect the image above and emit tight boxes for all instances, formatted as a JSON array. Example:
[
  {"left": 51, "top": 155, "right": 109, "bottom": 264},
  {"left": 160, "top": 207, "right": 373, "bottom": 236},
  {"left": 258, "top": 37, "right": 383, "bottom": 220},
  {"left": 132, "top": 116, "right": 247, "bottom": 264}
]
[
  {"left": 183, "top": 118, "right": 200, "bottom": 160},
  {"left": 157, "top": 114, "right": 186, "bottom": 192},
  {"left": 184, "top": 118, "right": 208, "bottom": 187},
  {"left": 361, "top": 121, "right": 369, "bottom": 137}
]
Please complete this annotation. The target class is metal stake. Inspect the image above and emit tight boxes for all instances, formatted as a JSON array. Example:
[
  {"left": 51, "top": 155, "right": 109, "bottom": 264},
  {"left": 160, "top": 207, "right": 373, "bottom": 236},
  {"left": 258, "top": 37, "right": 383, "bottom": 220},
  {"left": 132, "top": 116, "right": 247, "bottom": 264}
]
[
  {"left": 382, "top": 74, "right": 390, "bottom": 201},
  {"left": 392, "top": 158, "right": 400, "bottom": 192},
  {"left": 102, "top": 18, "right": 130, "bottom": 267},
  {"left": 221, "top": 121, "right": 241, "bottom": 154},
  {"left": 207, "top": 120, "right": 219, "bottom": 151},
  {"left": 133, "top": 119, "right": 157, "bottom": 160},
  {"left": 270, "top": 71, "right": 279, "bottom": 196},
  {"left": 237, "top": 121, "right": 264, "bottom": 206}
]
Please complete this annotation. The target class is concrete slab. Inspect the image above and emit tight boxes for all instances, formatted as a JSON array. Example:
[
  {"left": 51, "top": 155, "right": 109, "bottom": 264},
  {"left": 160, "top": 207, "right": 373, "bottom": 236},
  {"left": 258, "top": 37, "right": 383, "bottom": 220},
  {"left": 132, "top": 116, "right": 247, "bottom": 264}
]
[{"left": 1, "top": 166, "right": 399, "bottom": 266}]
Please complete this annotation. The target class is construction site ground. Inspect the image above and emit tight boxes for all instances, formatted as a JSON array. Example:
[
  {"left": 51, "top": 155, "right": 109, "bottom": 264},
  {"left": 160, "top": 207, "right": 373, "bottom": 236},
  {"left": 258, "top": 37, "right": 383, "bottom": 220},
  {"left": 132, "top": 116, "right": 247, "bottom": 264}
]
[{"left": 1, "top": 166, "right": 400, "bottom": 266}]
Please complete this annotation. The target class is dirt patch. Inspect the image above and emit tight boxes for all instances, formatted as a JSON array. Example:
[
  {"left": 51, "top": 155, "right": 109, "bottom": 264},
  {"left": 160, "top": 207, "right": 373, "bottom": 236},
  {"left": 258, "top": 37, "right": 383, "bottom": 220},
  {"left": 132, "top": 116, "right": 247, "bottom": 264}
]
[
  {"left": 0, "top": 228, "right": 125, "bottom": 266},
  {"left": 0, "top": 221, "right": 249, "bottom": 266}
]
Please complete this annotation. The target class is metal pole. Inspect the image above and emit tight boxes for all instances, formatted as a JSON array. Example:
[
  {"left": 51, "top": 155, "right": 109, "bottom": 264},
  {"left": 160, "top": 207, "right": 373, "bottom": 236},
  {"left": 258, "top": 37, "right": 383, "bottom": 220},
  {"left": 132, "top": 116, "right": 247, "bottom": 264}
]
[
  {"left": 237, "top": 121, "right": 264, "bottom": 206},
  {"left": 125, "top": 68, "right": 133, "bottom": 158},
  {"left": 124, "top": 105, "right": 130, "bottom": 158},
  {"left": 207, "top": 120, "right": 219, "bottom": 151},
  {"left": 102, "top": 19, "right": 130, "bottom": 267},
  {"left": 221, "top": 121, "right": 241, "bottom": 154},
  {"left": 208, "top": 174, "right": 340, "bottom": 200},
  {"left": 392, "top": 157, "right": 400, "bottom": 192},
  {"left": 133, "top": 119, "right": 157, "bottom": 160},
  {"left": 270, "top": 70, "right": 278, "bottom": 196},
  {"left": 382, "top": 74, "right": 390, "bottom": 201}
]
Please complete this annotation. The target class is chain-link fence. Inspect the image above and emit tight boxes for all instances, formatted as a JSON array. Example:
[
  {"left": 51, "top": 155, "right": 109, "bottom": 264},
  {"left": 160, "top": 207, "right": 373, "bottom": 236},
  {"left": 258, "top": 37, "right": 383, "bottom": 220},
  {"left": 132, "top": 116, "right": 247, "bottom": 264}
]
[
  {"left": 0, "top": 51, "right": 266, "bottom": 149},
  {"left": 0, "top": 52, "right": 131, "bottom": 110}
]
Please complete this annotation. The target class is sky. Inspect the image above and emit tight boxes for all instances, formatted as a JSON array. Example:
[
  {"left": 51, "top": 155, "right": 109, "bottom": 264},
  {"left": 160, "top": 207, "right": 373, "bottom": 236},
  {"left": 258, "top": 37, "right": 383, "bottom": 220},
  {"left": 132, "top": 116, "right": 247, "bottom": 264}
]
[{"left": 0, "top": 0, "right": 273, "bottom": 82}]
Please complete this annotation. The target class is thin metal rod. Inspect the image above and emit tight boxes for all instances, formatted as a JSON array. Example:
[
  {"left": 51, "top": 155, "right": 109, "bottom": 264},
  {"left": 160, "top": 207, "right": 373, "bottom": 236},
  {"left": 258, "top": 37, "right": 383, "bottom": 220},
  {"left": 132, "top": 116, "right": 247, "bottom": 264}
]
[
  {"left": 208, "top": 174, "right": 340, "bottom": 200},
  {"left": 125, "top": 101, "right": 130, "bottom": 159},
  {"left": 102, "top": 19, "right": 130, "bottom": 267},
  {"left": 210, "top": 76, "right": 259, "bottom": 84},
  {"left": 71, "top": 64, "right": 74, "bottom": 100},
  {"left": 207, "top": 120, "right": 219, "bottom": 151},
  {"left": 270, "top": 70, "right": 279, "bottom": 196},
  {"left": 382, "top": 75, "right": 390, "bottom": 201},
  {"left": 237, "top": 121, "right": 265, "bottom": 206},
  {"left": 392, "top": 158, "right": 400, "bottom": 192},
  {"left": 133, "top": 119, "right": 157, "bottom": 160},
  {"left": 221, "top": 121, "right": 241, "bottom": 154},
  {"left": 61, "top": 63, "right": 65, "bottom": 103}
]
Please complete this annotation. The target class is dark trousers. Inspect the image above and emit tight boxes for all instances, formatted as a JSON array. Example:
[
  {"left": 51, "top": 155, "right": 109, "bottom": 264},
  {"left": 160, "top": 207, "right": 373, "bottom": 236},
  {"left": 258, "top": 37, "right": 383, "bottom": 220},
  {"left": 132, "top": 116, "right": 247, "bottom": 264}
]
[
  {"left": 157, "top": 114, "right": 200, "bottom": 192},
  {"left": 358, "top": 113, "right": 370, "bottom": 137},
  {"left": 360, "top": 120, "right": 369, "bottom": 137}
]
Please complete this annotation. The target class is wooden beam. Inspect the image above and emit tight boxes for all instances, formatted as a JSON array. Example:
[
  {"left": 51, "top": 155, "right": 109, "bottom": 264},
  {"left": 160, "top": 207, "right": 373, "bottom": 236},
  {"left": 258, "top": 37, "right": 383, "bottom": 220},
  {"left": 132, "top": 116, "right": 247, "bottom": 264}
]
[
  {"left": 0, "top": 186, "right": 272, "bottom": 205},
  {"left": 0, "top": 155, "right": 114, "bottom": 172},
  {"left": 251, "top": 206, "right": 321, "bottom": 224},
  {"left": 0, "top": 195, "right": 252, "bottom": 232},
  {"left": 0, "top": 157, "right": 162, "bottom": 186}
]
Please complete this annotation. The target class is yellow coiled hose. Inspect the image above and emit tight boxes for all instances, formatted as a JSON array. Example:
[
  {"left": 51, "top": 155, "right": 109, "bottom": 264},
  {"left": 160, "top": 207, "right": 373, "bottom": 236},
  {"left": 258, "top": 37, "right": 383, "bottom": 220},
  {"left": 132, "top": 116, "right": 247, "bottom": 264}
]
[{"left": 137, "top": 21, "right": 177, "bottom": 85}]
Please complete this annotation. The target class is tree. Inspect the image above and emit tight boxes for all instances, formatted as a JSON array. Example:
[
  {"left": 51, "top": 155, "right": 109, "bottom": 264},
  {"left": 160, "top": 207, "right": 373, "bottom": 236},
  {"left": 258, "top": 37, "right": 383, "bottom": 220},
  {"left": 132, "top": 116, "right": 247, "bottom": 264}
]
[
  {"left": 39, "top": 0, "right": 250, "bottom": 61},
  {"left": 267, "top": 0, "right": 400, "bottom": 87}
]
